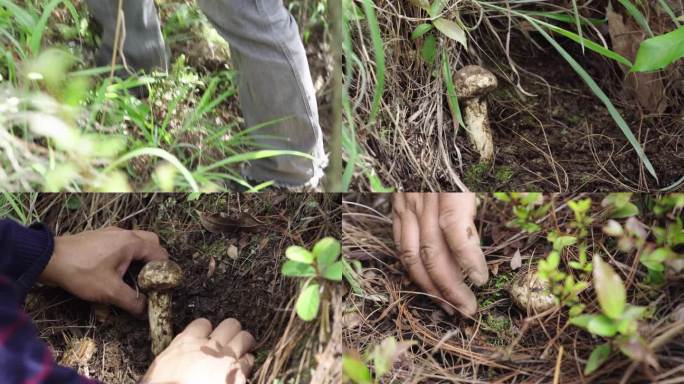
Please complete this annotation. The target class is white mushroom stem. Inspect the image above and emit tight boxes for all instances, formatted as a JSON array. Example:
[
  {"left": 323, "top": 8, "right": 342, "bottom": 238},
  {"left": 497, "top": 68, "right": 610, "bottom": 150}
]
[
  {"left": 462, "top": 98, "right": 494, "bottom": 162},
  {"left": 148, "top": 291, "right": 173, "bottom": 356},
  {"left": 452, "top": 65, "right": 497, "bottom": 161}
]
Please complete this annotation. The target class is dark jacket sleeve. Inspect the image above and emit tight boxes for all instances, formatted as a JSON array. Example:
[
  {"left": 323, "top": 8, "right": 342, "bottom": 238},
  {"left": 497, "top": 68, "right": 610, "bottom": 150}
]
[
  {"left": 0, "top": 220, "right": 99, "bottom": 383},
  {"left": 0, "top": 276, "right": 99, "bottom": 384},
  {"left": 0, "top": 219, "right": 54, "bottom": 301}
]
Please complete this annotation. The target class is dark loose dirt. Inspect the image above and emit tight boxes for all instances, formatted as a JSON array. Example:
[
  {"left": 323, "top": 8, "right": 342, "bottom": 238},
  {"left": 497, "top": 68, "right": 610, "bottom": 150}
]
[{"left": 24, "top": 193, "right": 341, "bottom": 383}]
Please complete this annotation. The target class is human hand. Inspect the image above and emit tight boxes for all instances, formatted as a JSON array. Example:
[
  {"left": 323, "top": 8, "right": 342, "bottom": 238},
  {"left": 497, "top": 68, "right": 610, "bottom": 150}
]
[
  {"left": 142, "top": 318, "right": 255, "bottom": 384},
  {"left": 392, "top": 193, "right": 488, "bottom": 316},
  {"left": 39, "top": 227, "right": 169, "bottom": 316}
]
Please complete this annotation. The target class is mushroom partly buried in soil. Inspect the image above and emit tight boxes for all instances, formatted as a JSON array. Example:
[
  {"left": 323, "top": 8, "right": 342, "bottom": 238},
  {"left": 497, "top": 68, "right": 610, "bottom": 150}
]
[
  {"left": 138, "top": 260, "right": 183, "bottom": 355},
  {"left": 453, "top": 65, "right": 498, "bottom": 161},
  {"left": 506, "top": 269, "right": 556, "bottom": 314}
]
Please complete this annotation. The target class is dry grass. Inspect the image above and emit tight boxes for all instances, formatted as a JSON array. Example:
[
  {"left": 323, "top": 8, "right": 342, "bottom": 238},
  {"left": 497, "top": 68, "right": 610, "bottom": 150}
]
[{"left": 342, "top": 193, "right": 684, "bottom": 383}]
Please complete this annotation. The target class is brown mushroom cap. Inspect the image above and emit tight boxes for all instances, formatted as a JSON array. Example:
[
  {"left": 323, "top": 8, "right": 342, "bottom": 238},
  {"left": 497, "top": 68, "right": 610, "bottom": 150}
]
[
  {"left": 454, "top": 65, "right": 498, "bottom": 99},
  {"left": 138, "top": 260, "right": 183, "bottom": 291}
]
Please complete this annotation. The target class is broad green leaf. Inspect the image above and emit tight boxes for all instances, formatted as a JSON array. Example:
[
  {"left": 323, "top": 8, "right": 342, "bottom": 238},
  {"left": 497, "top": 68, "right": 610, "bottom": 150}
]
[
  {"left": 593, "top": 255, "right": 626, "bottom": 319},
  {"left": 322, "top": 261, "right": 344, "bottom": 281},
  {"left": 554, "top": 236, "right": 577, "bottom": 250},
  {"left": 286, "top": 246, "right": 314, "bottom": 264},
  {"left": 433, "top": 17, "right": 468, "bottom": 49},
  {"left": 547, "top": 251, "right": 561, "bottom": 269},
  {"left": 421, "top": 33, "right": 437, "bottom": 64},
  {"left": 313, "top": 237, "right": 341, "bottom": 267},
  {"left": 569, "top": 314, "right": 594, "bottom": 329},
  {"left": 342, "top": 355, "right": 372, "bottom": 384},
  {"left": 295, "top": 283, "right": 320, "bottom": 321},
  {"left": 587, "top": 314, "right": 618, "bottom": 337},
  {"left": 610, "top": 203, "right": 640, "bottom": 219},
  {"left": 632, "top": 27, "right": 684, "bottom": 72},
  {"left": 430, "top": 0, "right": 447, "bottom": 17},
  {"left": 411, "top": 23, "right": 434, "bottom": 40},
  {"left": 584, "top": 343, "right": 611, "bottom": 375},
  {"left": 281, "top": 260, "right": 316, "bottom": 277}
]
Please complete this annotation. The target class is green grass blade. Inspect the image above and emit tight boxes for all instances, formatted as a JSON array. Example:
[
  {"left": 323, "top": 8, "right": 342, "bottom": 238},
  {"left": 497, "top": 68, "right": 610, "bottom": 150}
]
[
  {"left": 360, "top": 0, "right": 385, "bottom": 124},
  {"left": 616, "top": 0, "right": 653, "bottom": 37},
  {"left": 104, "top": 147, "right": 200, "bottom": 192},
  {"left": 0, "top": 0, "right": 36, "bottom": 31},
  {"left": 442, "top": 48, "right": 464, "bottom": 129},
  {"left": 197, "top": 150, "right": 314, "bottom": 173},
  {"left": 528, "top": 17, "right": 658, "bottom": 182},
  {"left": 30, "top": 0, "right": 65, "bottom": 55},
  {"left": 570, "top": 0, "right": 584, "bottom": 52},
  {"left": 657, "top": 0, "right": 681, "bottom": 26},
  {"left": 537, "top": 20, "right": 633, "bottom": 67}
]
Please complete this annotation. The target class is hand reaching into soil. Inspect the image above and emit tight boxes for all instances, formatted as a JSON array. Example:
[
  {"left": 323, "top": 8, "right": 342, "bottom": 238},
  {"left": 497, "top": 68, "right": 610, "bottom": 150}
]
[
  {"left": 39, "top": 227, "right": 169, "bottom": 316},
  {"left": 142, "top": 318, "right": 255, "bottom": 384},
  {"left": 393, "top": 193, "right": 488, "bottom": 316}
]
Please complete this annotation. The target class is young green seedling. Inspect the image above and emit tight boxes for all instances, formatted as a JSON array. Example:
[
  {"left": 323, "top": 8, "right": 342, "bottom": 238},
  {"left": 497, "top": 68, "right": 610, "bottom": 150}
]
[
  {"left": 342, "top": 337, "right": 414, "bottom": 384},
  {"left": 281, "top": 237, "right": 343, "bottom": 321},
  {"left": 569, "top": 255, "right": 652, "bottom": 375}
]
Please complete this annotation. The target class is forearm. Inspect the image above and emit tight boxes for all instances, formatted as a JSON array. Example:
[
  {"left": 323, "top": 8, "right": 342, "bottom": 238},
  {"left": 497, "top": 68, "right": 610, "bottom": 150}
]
[{"left": 0, "top": 219, "right": 54, "bottom": 300}]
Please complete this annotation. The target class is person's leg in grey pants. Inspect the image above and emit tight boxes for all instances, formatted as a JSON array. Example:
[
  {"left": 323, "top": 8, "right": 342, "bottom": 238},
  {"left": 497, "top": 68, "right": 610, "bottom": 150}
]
[{"left": 84, "top": 0, "right": 327, "bottom": 188}]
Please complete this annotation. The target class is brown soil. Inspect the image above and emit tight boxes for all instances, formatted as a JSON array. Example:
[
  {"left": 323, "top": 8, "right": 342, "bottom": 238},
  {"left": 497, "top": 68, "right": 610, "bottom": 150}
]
[
  {"left": 24, "top": 193, "right": 341, "bottom": 383},
  {"left": 462, "top": 32, "right": 684, "bottom": 192}
]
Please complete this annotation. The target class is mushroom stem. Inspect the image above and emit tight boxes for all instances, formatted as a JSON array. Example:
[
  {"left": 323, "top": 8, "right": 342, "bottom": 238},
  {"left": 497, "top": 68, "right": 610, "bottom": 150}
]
[
  {"left": 138, "top": 260, "right": 182, "bottom": 356},
  {"left": 148, "top": 291, "right": 173, "bottom": 355},
  {"left": 452, "top": 65, "right": 497, "bottom": 161},
  {"left": 463, "top": 98, "right": 494, "bottom": 162}
]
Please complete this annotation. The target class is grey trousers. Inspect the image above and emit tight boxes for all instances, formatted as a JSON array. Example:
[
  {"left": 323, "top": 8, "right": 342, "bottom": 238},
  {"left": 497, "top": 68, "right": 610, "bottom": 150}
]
[{"left": 85, "top": 0, "right": 327, "bottom": 187}]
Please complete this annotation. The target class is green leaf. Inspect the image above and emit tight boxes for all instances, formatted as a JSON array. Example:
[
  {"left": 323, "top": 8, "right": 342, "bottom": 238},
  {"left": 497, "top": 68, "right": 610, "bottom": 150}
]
[
  {"left": 554, "top": 236, "right": 577, "bottom": 250},
  {"left": 588, "top": 314, "right": 618, "bottom": 337},
  {"left": 420, "top": 33, "right": 437, "bottom": 64},
  {"left": 593, "top": 255, "right": 626, "bottom": 319},
  {"left": 411, "top": 23, "right": 434, "bottom": 40},
  {"left": 570, "top": 314, "right": 595, "bottom": 329},
  {"left": 569, "top": 261, "right": 584, "bottom": 270},
  {"left": 433, "top": 17, "right": 468, "bottom": 49},
  {"left": 282, "top": 260, "right": 316, "bottom": 277},
  {"left": 430, "top": 0, "right": 447, "bottom": 17},
  {"left": 286, "top": 246, "right": 314, "bottom": 264},
  {"left": 322, "top": 261, "right": 344, "bottom": 281},
  {"left": 295, "top": 283, "right": 320, "bottom": 321},
  {"left": 610, "top": 203, "right": 640, "bottom": 219},
  {"left": 342, "top": 355, "right": 372, "bottom": 384},
  {"left": 632, "top": 26, "right": 684, "bottom": 72},
  {"left": 547, "top": 251, "right": 561, "bottom": 269},
  {"left": 313, "top": 237, "right": 341, "bottom": 267},
  {"left": 584, "top": 343, "right": 611, "bottom": 375}
]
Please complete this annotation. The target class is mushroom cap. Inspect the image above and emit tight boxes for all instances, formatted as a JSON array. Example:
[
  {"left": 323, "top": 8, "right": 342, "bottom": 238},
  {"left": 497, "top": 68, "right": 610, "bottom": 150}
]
[
  {"left": 138, "top": 260, "right": 183, "bottom": 291},
  {"left": 454, "top": 65, "right": 498, "bottom": 99}
]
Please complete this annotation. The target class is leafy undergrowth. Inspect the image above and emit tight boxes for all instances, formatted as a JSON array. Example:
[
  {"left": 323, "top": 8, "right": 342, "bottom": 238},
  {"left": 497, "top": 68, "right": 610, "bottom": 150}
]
[
  {"left": 0, "top": 192, "right": 342, "bottom": 383},
  {"left": 342, "top": 193, "right": 684, "bottom": 383},
  {"left": 344, "top": 0, "right": 684, "bottom": 192},
  {"left": 0, "top": 0, "right": 331, "bottom": 192}
]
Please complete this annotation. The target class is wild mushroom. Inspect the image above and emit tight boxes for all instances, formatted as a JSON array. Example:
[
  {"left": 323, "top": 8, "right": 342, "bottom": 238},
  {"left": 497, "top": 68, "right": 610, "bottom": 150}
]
[
  {"left": 138, "top": 260, "right": 183, "bottom": 355},
  {"left": 453, "top": 65, "right": 498, "bottom": 161},
  {"left": 506, "top": 269, "right": 555, "bottom": 313}
]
